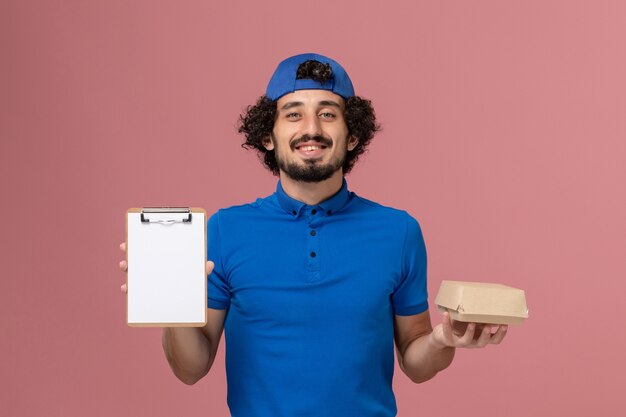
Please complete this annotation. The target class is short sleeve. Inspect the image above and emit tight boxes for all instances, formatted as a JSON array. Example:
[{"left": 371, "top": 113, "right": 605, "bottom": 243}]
[
  {"left": 392, "top": 214, "right": 428, "bottom": 316},
  {"left": 207, "top": 211, "right": 231, "bottom": 310}
]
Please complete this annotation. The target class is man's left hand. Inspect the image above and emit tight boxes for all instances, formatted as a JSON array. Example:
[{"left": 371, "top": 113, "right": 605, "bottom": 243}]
[{"left": 430, "top": 311, "right": 508, "bottom": 349}]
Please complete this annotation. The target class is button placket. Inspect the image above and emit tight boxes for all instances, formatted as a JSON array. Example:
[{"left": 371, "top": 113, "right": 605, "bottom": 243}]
[{"left": 306, "top": 208, "right": 321, "bottom": 279}]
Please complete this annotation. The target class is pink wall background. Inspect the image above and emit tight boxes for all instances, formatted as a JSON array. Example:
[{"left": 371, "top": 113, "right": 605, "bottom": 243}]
[{"left": 2, "top": 1, "right": 625, "bottom": 416}]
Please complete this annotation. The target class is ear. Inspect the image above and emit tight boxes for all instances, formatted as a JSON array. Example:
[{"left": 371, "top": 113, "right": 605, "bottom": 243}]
[
  {"left": 347, "top": 136, "right": 359, "bottom": 151},
  {"left": 262, "top": 136, "right": 274, "bottom": 151}
]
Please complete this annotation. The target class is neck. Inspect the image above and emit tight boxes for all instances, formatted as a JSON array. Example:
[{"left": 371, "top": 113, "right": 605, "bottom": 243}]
[{"left": 279, "top": 170, "right": 344, "bottom": 205}]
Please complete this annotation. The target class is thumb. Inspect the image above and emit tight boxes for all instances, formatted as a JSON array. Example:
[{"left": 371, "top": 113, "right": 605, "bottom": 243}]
[
  {"left": 437, "top": 311, "right": 454, "bottom": 347},
  {"left": 206, "top": 260, "right": 215, "bottom": 276}
]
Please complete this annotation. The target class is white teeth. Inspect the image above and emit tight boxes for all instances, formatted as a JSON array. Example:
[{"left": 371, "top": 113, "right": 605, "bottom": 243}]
[{"left": 302, "top": 146, "right": 322, "bottom": 151}]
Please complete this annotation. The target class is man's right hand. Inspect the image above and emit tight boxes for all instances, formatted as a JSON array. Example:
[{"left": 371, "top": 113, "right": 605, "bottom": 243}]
[{"left": 117, "top": 241, "right": 215, "bottom": 293}]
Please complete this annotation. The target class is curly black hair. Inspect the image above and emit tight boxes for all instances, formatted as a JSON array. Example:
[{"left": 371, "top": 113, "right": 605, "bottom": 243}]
[
  {"left": 238, "top": 60, "right": 380, "bottom": 175},
  {"left": 296, "top": 60, "right": 333, "bottom": 82}
]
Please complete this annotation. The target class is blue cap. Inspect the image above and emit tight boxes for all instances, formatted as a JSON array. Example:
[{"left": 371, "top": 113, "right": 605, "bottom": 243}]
[{"left": 265, "top": 53, "right": 355, "bottom": 101}]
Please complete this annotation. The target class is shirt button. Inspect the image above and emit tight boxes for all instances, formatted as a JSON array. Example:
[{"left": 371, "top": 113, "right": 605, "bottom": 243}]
[
  {"left": 292, "top": 210, "right": 297, "bottom": 215},
  {"left": 311, "top": 209, "right": 317, "bottom": 215},
  {"left": 327, "top": 210, "right": 332, "bottom": 216},
  {"left": 310, "top": 251, "right": 316, "bottom": 258},
  {"left": 310, "top": 229, "right": 316, "bottom": 236}
]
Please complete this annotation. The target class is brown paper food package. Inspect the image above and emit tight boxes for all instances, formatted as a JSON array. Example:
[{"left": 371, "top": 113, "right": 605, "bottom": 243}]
[{"left": 434, "top": 281, "right": 529, "bottom": 325}]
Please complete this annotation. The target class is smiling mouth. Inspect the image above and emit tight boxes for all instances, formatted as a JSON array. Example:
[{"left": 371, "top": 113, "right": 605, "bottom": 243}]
[
  {"left": 295, "top": 144, "right": 328, "bottom": 151},
  {"left": 290, "top": 135, "right": 333, "bottom": 152},
  {"left": 294, "top": 143, "right": 328, "bottom": 159}
]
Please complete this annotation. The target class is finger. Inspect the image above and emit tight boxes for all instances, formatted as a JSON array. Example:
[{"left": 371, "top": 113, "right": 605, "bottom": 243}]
[
  {"left": 490, "top": 325, "right": 508, "bottom": 345},
  {"left": 206, "top": 260, "right": 215, "bottom": 275},
  {"left": 452, "top": 319, "right": 469, "bottom": 337},
  {"left": 120, "top": 283, "right": 127, "bottom": 293},
  {"left": 472, "top": 324, "right": 485, "bottom": 341},
  {"left": 474, "top": 325, "right": 492, "bottom": 348},
  {"left": 458, "top": 322, "right": 476, "bottom": 346},
  {"left": 120, "top": 242, "right": 126, "bottom": 252},
  {"left": 119, "top": 260, "right": 127, "bottom": 272}
]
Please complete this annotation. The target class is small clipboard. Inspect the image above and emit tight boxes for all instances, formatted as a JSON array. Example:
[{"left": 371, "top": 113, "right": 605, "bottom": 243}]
[{"left": 126, "top": 207, "right": 207, "bottom": 327}]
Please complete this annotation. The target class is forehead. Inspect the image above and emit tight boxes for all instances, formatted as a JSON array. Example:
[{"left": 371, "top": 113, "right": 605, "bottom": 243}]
[{"left": 276, "top": 89, "right": 345, "bottom": 110}]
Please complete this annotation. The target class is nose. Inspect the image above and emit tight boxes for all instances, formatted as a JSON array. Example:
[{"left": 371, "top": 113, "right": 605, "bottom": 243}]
[{"left": 302, "top": 113, "right": 323, "bottom": 137}]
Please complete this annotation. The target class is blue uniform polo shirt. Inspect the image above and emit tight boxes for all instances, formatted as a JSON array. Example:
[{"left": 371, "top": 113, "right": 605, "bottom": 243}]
[{"left": 208, "top": 180, "right": 428, "bottom": 417}]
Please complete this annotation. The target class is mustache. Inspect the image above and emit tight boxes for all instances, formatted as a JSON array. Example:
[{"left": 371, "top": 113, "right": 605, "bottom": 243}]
[{"left": 290, "top": 135, "right": 333, "bottom": 151}]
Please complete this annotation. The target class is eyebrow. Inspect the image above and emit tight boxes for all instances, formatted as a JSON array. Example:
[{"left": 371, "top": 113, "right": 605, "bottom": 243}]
[
  {"left": 319, "top": 100, "right": 341, "bottom": 109},
  {"left": 280, "top": 100, "right": 342, "bottom": 111},
  {"left": 280, "top": 101, "right": 303, "bottom": 110}
]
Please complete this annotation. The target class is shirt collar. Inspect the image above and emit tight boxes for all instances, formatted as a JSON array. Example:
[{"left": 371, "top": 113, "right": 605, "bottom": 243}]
[{"left": 276, "top": 179, "right": 351, "bottom": 218}]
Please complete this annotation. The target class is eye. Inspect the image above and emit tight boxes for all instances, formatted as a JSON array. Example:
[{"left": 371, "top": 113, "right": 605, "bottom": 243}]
[
  {"left": 285, "top": 112, "right": 301, "bottom": 120},
  {"left": 319, "top": 112, "right": 336, "bottom": 119}
]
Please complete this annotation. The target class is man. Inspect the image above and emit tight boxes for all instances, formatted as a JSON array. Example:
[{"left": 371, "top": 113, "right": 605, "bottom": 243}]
[{"left": 119, "top": 53, "right": 507, "bottom": 417}]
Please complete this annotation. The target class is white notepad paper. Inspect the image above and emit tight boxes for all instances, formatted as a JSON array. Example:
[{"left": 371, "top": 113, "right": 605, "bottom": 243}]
[{"left": 126, "top": 208, "right": 207, "bottom": 326}]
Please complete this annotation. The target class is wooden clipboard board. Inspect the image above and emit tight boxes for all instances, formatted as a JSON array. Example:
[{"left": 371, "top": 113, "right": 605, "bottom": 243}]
[{"left": 126, "top": 207, "right": 207, "bottom": 327}]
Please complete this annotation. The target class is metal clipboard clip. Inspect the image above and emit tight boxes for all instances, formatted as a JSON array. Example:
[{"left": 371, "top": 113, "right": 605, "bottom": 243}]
[{"left": 140, "top": 207, "right": 192, "bottom": 224}]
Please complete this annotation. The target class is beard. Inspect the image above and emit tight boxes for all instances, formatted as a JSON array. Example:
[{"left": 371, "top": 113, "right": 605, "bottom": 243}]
[
  {"left": 278, "top": 156, "right": 344, "bottom": 182},
  {"left": 273, "top": 134, "right": 346, "bottom": 183}
]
